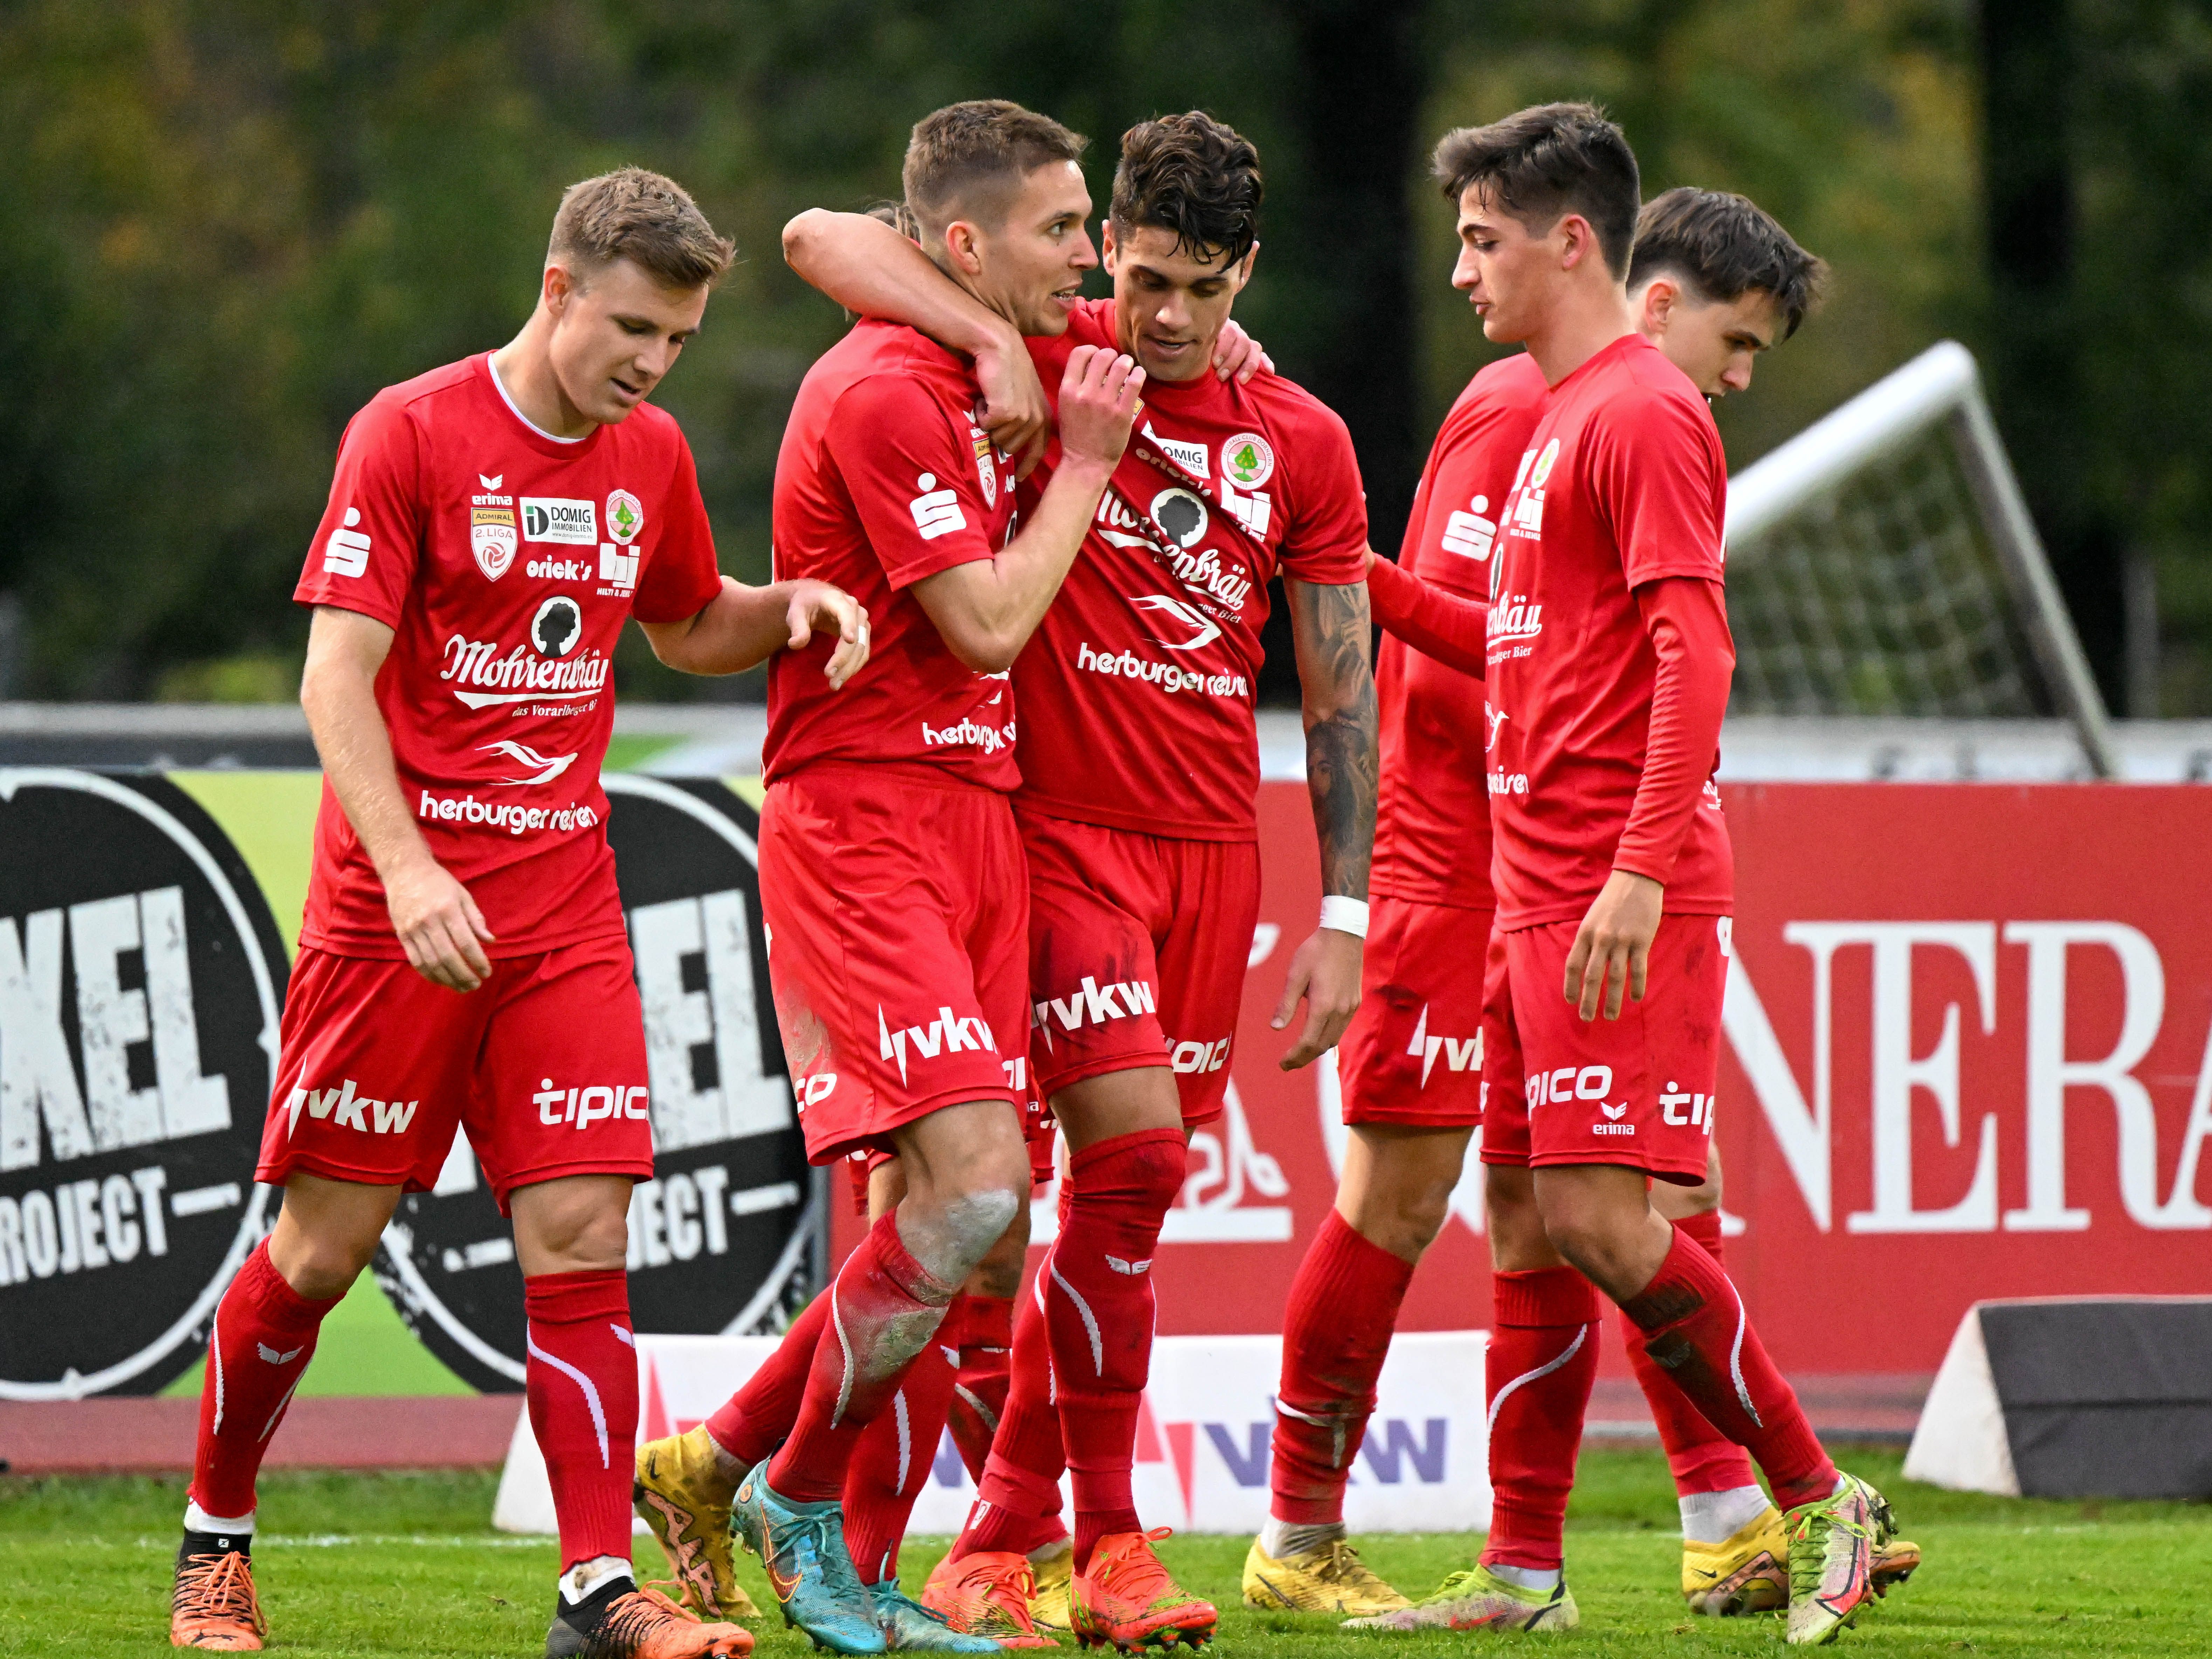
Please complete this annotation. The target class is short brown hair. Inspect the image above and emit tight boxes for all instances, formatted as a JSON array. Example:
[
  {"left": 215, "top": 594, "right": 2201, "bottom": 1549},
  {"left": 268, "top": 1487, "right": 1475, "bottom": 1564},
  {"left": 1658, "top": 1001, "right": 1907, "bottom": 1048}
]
[
  {"left": 549, "top": 166, "right": 734, "bottom": 290},
  {"left": 902, "top": 99, "right": 1088, "bottom": 241},
  {"left": 1630, "top": 187, "right": 1829, "bottom": 339},
  {"left": 1111, "top": 111, "right": 1263, "bottom": 269},
  {"left": 1432, "top": 103, "right": 1640, "bottom": 280}
]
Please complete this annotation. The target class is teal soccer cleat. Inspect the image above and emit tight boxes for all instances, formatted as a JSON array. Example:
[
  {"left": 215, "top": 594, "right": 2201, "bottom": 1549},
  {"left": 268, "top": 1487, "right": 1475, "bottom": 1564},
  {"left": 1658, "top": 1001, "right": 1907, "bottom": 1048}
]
[{"left": 733, "top": 1473, "right": 885, "bottom": 1655}]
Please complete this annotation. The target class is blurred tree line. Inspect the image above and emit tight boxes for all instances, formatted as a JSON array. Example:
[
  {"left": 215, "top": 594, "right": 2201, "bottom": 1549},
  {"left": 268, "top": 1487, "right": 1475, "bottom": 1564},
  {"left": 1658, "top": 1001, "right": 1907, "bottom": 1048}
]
[{"left": 0, "top": 0, "right": 2205, "bottom": 710}]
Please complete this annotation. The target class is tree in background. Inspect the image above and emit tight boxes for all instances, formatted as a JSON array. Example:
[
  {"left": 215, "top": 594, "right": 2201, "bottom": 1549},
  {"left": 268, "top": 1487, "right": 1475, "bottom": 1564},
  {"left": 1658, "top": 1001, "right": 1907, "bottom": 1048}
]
[{"left": 0, "top": 0, "right": 2203, "bottom": 710}]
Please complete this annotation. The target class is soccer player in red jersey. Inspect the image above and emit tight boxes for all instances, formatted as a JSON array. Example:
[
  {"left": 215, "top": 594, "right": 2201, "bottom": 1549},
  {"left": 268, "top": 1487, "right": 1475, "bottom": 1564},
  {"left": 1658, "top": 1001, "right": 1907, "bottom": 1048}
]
[
  {"left": 169, "top": 170, "right": 871, "bottom": 1659},
  {"left": 779, "top": 111, "right": 1379, "bottom": 1651},
  {"left": 1251, "top": 184, "right": 1922, "bottom": 1624},
  {"left": 634, "top": 103, "right": 1144, "bottom": 1656},
  {"left": 1340, "top": 107, "right": 1903, "bottom": 1645}
]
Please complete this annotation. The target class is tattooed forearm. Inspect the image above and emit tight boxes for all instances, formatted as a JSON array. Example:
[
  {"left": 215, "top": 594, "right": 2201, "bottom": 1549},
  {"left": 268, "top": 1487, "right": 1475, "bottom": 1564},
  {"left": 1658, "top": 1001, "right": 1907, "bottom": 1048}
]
[{"left": 1288, "top": 577, "right": 1378, "bottom": 899}]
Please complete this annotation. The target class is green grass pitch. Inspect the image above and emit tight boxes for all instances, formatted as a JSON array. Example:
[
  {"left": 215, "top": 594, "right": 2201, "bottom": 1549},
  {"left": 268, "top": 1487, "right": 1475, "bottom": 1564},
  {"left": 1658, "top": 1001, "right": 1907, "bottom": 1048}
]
[{"left": 4, "top": 1450, "right": 2206, "bottom": 1657}]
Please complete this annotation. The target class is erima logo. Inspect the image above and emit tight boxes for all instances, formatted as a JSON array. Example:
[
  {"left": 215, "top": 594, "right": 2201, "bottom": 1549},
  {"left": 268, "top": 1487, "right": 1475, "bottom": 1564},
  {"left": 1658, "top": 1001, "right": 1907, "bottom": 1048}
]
[
  {"left": 877, "top": 1006, "right": 999, "bottom": 1085},
  {"left": 1030, "top": 976, "right": 1157, "bottom": 1048},
  {"left": 1132, "top": 594, "right": 1222, "bottom": 652},
  {"left": 480, "top": 474, "right": 503, "bottom": 491},
  {"left": 479, "top": 739, "right": 577, "bottom": 787},
  {"left": 284, "top": 1079, "right": 419, "bottom": 1138},
  {"left": 1105, "top": 1255, "right": 1152, "bottom": 1276},
  {"left": 909, "top": 473, "right": 966, "bottom": 541},
  {"left": 1405, "top": 1004, "right": 1481, "bottom": 1086},
  {"left": 258, "top": 1343, "right": 303, "bottom": 1365},
  {"left": 1599, "top": 1101, "right": 1629, "bottom": 1121}
]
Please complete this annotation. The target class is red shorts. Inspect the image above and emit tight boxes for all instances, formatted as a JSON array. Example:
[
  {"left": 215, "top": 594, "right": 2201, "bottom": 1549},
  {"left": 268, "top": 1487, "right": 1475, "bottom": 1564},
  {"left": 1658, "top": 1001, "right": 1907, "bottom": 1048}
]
[
  {"left": 762, "top": 769, "right": 1028, "bottom": 1165},
  {"left": 1478, "top": 913, "right": 1728, "bottom": 1185},
  {"left": 1019, "top": 810, "right": 1259, "bottom": 1129},
  {"left": 1336, "top": 898, "right": 1492, "bottom": 1127},
  {"left": 256, "top": 939, "right": 653, "bottom": 1214}
]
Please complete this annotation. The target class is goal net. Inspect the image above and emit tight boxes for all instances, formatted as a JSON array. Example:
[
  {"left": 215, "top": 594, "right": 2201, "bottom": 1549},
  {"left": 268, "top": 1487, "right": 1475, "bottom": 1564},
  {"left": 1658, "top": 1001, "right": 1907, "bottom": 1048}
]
[{"left": 1723, "top": 342, "right": 2117, "bottom": 775}]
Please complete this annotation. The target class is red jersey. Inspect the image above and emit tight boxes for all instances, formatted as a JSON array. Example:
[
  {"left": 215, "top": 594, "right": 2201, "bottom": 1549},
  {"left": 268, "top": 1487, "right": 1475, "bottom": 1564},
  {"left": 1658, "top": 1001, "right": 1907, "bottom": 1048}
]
[
  {"left": 1011, "top": 300, "right": 1368, "bottom": 840},
  {"left": 1373, "top": 352, "right": 1547, "bottom": 910},
  {"left": 764, "top": 319, "right": 1020, "bottom": 788},
  {"left": 294, "top": 353, "right": 723, "bottom": 958},
  {"left": 1484, "top": 333, "right": 1734, "bottom": 929}
]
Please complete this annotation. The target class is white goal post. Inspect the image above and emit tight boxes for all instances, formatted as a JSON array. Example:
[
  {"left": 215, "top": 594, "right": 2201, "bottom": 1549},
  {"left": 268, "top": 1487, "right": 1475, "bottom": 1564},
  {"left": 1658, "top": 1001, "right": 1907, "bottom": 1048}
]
[{"left": 1723, "top": 341, "right": 2118, "bottom": 777}]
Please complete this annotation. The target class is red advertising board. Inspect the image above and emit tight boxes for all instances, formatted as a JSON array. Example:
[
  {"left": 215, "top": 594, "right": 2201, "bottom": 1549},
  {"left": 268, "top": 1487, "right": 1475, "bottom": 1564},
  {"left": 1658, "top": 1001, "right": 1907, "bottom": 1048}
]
[{"left": 1084, "top": 783, "right": 2212, "bottom": 1379}]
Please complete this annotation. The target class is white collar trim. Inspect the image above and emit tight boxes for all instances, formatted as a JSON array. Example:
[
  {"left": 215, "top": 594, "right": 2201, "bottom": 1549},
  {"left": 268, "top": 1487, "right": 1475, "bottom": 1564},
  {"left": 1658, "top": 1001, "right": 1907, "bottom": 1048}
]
[{"left": 489, "top": 356, "right": 588, "bottom": 443}]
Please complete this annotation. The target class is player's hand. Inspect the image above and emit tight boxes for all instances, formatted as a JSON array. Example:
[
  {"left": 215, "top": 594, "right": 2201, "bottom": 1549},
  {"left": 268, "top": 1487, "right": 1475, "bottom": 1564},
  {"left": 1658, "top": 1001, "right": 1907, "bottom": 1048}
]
[
  {"left": 1212, "top": 320, "right": 1273, "bottom": 384},
  {"left": 1055, "top": 345, "right": 1145, "bottom": 474},
  {"left": 1565, "top": 869, "right": 1663, "bottom": 1021},
  {"left": 784, "top": 579, "right": 870, "bottom": 689},
  {"left": 973, "top": 326, "right": 1051, "bottom": 482},
  {"left": 1273, "top": 925, "right": 1363, "bottom": 1069},
  {"left": 385, "top": 856, "right": 496, "bottom": 992}
]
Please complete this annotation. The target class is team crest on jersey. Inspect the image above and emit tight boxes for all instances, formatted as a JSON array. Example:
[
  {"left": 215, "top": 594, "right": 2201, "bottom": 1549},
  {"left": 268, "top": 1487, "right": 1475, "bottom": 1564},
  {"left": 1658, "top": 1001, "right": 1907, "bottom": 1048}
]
[
  {"left": 1149, "top": 488, "right": 1209, "bottom": 550},
  {"left": 1221, "top": 431, "right": 1275, "bottom": 489},
  {"left": 605, "top": 489, "right": 643, "bottom": 545},
  {"left": 471, "top": 506, "right": 518, "bottom": 581},
  {"left": 969, "top": 424, "right": 998, "bottom": 508}
]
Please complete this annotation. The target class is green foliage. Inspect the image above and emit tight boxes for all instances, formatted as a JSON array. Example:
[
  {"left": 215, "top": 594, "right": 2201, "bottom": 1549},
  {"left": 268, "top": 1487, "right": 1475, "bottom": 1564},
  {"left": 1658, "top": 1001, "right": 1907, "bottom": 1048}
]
[{"left": 0, "top": 2, "right": 2203, "bottom": 704}]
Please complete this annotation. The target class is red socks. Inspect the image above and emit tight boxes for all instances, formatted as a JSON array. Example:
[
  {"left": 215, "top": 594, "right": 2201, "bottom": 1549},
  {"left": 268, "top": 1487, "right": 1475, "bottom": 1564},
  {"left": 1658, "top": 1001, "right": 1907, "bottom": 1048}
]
[
  {"left": 1481, "top": 1267, "right": 1601, "bottom": 1572},
  {"left": 959, "top": 1275, "right": 1068, "bottom": 1561},
  {"left": 1269, "top": 1209, "right": 1416, "bottom": 1525},
  {"left": 947, "top": 1293, "right": 1014, "bottom": 1484},
  {"left": 1621, "top": 1212, "right": 1758, "bottom": 1497},
  {"left": 524, "top": 1270, "right": 640, "bottom": 1569},
  {"left": 1618, "top": 1227, "right": 1837, "bottom": 1511},
  {"left": 843, "top": 1324, "right": 960, "bottom": 1585},
  {"left": 705, "top": 1288, "right": 831, "bottom": 1468},
  {"left": 766, "top": 1211, "right": 959, "bottom": 1503},
  {"left": 188, "top": 1241, "right": 341, "bottom": 1519},
  {"left": 1038, "top": 1128, "right": 1185, "bottom": 1570}
]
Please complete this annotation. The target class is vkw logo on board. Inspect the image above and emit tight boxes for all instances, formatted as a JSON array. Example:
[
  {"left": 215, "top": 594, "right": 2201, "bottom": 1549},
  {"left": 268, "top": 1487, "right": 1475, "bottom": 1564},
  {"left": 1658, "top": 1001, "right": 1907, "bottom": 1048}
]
[
  {"left": 0, "top": 772, "right": 287, "bottom": 1398},
  {"left": 373, "top": 777, "right": 817, "bottom": 1391}
]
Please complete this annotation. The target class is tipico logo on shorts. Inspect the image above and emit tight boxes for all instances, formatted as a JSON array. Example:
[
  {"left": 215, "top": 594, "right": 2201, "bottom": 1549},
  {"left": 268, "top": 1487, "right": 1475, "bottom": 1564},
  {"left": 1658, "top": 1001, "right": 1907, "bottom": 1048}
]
[
  {"left": 1524, "top": 1063, "right": 1636, "bottom": 1136},
  {"left": 533, "top": 1079, "right": 651, "bottom": 1129},
  {"left": 878, "top": 1005, "right": 999, "bottom": 1085}
]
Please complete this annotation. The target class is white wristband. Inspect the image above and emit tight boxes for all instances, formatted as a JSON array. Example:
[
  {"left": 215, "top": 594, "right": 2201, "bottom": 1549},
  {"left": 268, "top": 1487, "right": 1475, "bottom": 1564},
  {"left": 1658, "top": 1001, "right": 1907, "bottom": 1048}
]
[{"left": 1318, "top": 896, "right": 1370, "bottom": 939}]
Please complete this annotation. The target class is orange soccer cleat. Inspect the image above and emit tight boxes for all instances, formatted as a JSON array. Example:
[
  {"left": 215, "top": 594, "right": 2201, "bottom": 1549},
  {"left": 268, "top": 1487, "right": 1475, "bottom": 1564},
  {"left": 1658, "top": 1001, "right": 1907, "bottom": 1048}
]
[
  {"left": 922, "top": 1548, "right": 1061, "bottom": 1648},
  {"left": 170, "top": 1546, "right": 267, "bottom": 1651},
  {"left": 544, "top": 1581, "right": 754, "bottom": 1659},
  {"left": 1069, "top": 1530, "right": 1217, "bottom": 1652}
]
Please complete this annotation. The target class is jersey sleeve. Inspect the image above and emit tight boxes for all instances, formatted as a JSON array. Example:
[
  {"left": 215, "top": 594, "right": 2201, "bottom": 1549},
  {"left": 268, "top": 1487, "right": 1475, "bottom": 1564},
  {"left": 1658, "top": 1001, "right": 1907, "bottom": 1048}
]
[
  {"left": 1277, "top": 400, "right": 1370, "bottom": 586},
  {"left": 1584, "top": 386, "right": 1728, "bottom": 589},
  {"left": 824, "top": 373, "right": 1000, "bottom": 590},
  {"left": 294, "top": 395, "right": 424, "bottom": 626},
  {"left": 1367, "top": 553, "right": 1488, "bottom": 679},
  {"left": 1613, "top": 576, "right": 1735, "bottom": 885},
  {"left": 631, "top": 431, "right": 726, "bottom": 625}
]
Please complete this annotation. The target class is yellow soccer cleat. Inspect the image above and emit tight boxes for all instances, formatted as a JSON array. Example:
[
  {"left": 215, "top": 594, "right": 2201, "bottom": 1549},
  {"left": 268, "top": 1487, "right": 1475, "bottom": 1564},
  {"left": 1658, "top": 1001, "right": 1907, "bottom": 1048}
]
[
  {"left": 634, "top": 1426, "right": 760, "bottom": 1622},
  {"left": 1873, "top": 1534, "right": 1922, "bottom": 1595},
  {"left": 1342, "top": 1563, "right": 1578, "bottom": 1633},
  {"left": 1030, "top": 1540, "right": 1075, "bottom": 1638},
  {"left": 1683, "top": 1507, "right": 1790, "bottom": 1616},
  {"left": 1241, "top": 1535, "right": 1412, "bottom": 1617}
]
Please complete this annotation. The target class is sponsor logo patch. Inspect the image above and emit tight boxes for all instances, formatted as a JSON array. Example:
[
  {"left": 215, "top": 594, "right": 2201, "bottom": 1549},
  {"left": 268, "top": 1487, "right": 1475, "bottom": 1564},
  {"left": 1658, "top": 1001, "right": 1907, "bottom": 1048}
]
[
  {"left": 324, "top": 507, "right": 371, "bottom": 578},
  {"left": 909, "top": 472, "right": 966, "bottom": 541},
  {"left": 605, "top": 489, "right": 643, "bottom": 545},
  {"left": 521, "top": 497, "right": 597, "bottom": 544},
  {"left": 471, "top": 506, "right": 518, "bottom": 581},
  {"left": 1221, "top": 431, "right": 1275, "bottom": 488},
  {"left": 1149, "top": 488, "right": 1209, "bottom": 550}
]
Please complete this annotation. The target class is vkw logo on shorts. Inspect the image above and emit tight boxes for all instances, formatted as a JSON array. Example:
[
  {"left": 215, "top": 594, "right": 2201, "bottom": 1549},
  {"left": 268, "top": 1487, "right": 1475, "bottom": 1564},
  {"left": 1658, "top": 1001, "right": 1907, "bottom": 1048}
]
[
  {"left": 0, "top": 772, "right": 287, "bottom": 1399},
  {"left": 373, "top": 777, "right": 816, "bottom": 1391}
]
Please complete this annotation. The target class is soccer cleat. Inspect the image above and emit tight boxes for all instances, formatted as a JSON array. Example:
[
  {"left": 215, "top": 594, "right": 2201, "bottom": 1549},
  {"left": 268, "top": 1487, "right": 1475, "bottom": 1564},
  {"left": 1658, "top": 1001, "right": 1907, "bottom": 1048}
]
[
  {"left": 869, "top": 1577, "right": 1008, "bottom": 1652},
  {"left": 1069, "top": 1528, "right": 1217, "bottom": 1651},
  {"left": 921, "top": 1549, "right": 1060, "bottom": 1647},
  {"left": 1241, "top": 1535, "right": 1412, "bottom": 1617},
  {"left": 545, "top": 1578, "right": 754, "bottom": 1659},
  {"left": 636, "top": 1426, "right": 760, "bottom": 1622},
  {"left": 1683, "top": 1507, "right": 1790, "bottom": 1616},
  {"left": 1873, "top": 1535, "right": 1923, "bottom": 1595},
  {"left": 1029, "top": 1542, "right": 1075, "bottom": 1638},
  {"left": 171, "top": 1545, "right": 267, "bottom": 1650},
  {"left": 1783, "top": 1473, "right": 1886, "bottom": 1645},
  {"left": 1341, "top": 1564, "right": 1579, "bottom": 1632},
  {"left": 733, "top": 1473, "right": 885, "bottom": 1655}
]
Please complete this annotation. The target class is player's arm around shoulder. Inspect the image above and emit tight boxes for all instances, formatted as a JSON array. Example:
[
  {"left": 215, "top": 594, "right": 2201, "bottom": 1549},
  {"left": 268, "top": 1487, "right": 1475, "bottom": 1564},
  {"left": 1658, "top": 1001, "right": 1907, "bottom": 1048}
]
[
  {"left": 301, "top": 605, "right": 495, "bottom": 992},
  {"left": 1274, "top": 573, "right": 1379, "bottom": 1069}
]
